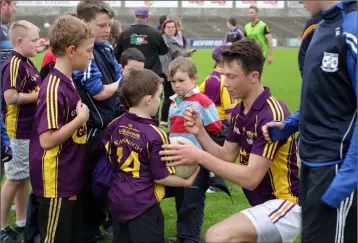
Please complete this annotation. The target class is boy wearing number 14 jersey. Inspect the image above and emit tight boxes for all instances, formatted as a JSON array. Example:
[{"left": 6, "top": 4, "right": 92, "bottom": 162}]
[{"left": 101, "top": 69, "right": 199, "bottom": 243}]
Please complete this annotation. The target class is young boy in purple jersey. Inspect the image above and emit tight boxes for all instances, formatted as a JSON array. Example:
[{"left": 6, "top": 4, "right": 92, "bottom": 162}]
[
  {"left": 29, "top": 15, "right": 93, "bottom": 243},
  {"left": 161, "top": 40, "right": 301, "bottom": 243},
  {"left": 101, "top": 68, "right": 199, "bottom": 243},
  {"left": 1, "top": 20, "right": 41, "bottom": 241}
]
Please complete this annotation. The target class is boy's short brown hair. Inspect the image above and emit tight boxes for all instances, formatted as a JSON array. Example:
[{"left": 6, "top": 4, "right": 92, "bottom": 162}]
[
  {"left": 77, "top": 0, "right": 114, "bottom": 22},
  {"left": 122, "top": 69, "right": 163, "bottom": 108},
  {"left": 168, "top": 57, "right": 197, "bottom": 79},
  {"left": 9, "top": 20, "right": 40, "bottom": 46},
  {"left": 50, "top": 15, "right": 94, "bottom": 57}
]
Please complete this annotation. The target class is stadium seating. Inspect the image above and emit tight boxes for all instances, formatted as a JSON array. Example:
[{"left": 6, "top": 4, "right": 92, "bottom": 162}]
[{"left": 17, "top": 14, "right": 308, "bottom": 45}]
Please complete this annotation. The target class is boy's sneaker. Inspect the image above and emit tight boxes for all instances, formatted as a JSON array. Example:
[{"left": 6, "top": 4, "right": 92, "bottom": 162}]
[
  {"left": 159, "top": 121, "right": 168, "bottom": 128},
  {"left": 206, "top": 186, "right": 221, "bottom": 193},
  {"left": 0, "top": 226, "right": 21, "bottom": 243},
  {"left": 166, "top": 237, "right": 184, "bottom": 243}
]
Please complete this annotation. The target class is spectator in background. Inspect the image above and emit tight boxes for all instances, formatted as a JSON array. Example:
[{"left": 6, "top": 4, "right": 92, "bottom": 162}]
[
  {"left": 115, "top": 7, "right": 168, "bottom": 77},
  {"left": 225, "top": 17, "right": 244, "bottom": 45},
  {"left": 157, "top": 15, "right": 167, "bottom": 31},
  {"left": 244, "top": 6, "right": 273, "bottom": 65},
  {"left": 109, "top": 19, "right": 122, "bottom": 48},
  {"left": 0, "top": 0, "right": 16, "bottom": 65},
  {"left": 171, "top": 17, "right": 187, "bottom": 49},
  {"left": 159, "top": 19, "right": 194, "bottom": 128}
]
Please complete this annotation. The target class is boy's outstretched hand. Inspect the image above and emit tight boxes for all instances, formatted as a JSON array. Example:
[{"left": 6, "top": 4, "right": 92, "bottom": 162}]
[
  {"left": 184, "top": 106, "right": 203, "bottom": 135},
  {"left": 160, "top": 139, "right": 202, "bottom": 166}
]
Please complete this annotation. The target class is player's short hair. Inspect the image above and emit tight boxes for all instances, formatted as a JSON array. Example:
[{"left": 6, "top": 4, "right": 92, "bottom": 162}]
[
  {"left": 168, "top": 57, "right": 197, "bottom": 79},
  {"left": 221, "top": 39, "right": 264, "bottom": 78},
  {"left": 227, "top": 17, "right": 236, "bottom": 26},
  {"left": 9, "top": 20, "right": 40, "bottom": 46},
  {"left": 76, "top": 0, "right": 114, "bottom": 22},
  {"left": 109, "top": 19, "right": 122, "bottom": 47},
  {"left": 63, "top": 12, "right": 77, "bottom": 17},
  {"left": 249, "top": 5, "right": 259, "bottom": 12},
  {"left": 120, "top": 48, "right": 146, "bottom": 68},
  {"left": 122, "top": 69, "right": 163, "bottom": 108},
  {"left": 161, "top": 19, "right": 178, "bottom": 35},
  {"left": 50, "top": 15, "right": 94, "bottom": 57}
]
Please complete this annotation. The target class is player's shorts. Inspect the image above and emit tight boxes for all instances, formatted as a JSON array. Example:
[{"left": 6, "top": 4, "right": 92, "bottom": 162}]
[
  {"left": 4, "top": 139, "right": 29, "bottom": 180},
  {"left": 112, "top": 204, "right": 164, "bottom": 243},
  {"left": 241, "top": 199, "right": 301, "bottom": 243},
  {"left": 36, "top": 195, "right": 83, "bottom": 243}
]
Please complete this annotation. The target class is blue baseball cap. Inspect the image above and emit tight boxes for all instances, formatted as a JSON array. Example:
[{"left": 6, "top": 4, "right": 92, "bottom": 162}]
[
  {"left": 212, "top": 44, "right": 229, "bottom": 64},
  {"left": 134, "top": 7, "right": 149, "bottom": 18}
]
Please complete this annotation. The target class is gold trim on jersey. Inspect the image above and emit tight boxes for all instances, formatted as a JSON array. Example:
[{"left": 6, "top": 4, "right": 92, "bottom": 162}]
[
  {"left": 42, "top": 145, "right": 61, "bottom": 198},
  {"left": 46, "top": 75, "right": 61, "bottom": 129},
  {"left": 265, "top": 97, "right": 298, "bottom": 204}
]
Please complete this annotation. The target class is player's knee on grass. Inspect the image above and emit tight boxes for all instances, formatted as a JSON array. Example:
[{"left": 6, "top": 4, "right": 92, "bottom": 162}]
[{"left": 205, "top": 214, "right": 257, "bottom": 243}]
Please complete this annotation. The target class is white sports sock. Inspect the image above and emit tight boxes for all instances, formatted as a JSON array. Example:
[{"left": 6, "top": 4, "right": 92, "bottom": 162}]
[{"left": 15, "top": 220, "right": 26, "bottom": 228}]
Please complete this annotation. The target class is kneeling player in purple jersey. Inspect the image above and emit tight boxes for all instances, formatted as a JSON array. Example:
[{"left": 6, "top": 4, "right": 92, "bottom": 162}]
[
  {"left": 101, "top": 68, "right": 199, "bottom": 243},
  {"left": 160, "top": 40, "right": 301, "bottom": 243},
  {"left": 29, "top": 15, "right": 93, "bottom": 243}
]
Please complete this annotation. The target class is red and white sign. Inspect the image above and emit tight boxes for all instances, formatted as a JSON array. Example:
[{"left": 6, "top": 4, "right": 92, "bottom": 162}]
[
  {"left": 125, "top": 1, "right": 178, "bottom": 8},
  {"left": 182, "top": 1, "right": 233, "bottom": 8},
  {"left": 17, "top": 1, "right": 121, "bottom": 7},
  {"left": 236, "top": 1, "right": 285, "bottom": 9},
  {"left": 17, "top": 1, "right": 79, "bottom": 6}
]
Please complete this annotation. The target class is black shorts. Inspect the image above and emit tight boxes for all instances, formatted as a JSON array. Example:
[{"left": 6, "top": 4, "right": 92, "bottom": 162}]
[
  {"left": 36, "top": 196, "right": 83, "bottom": 243},
  {"left": 301, "top": 163, "right": 357, "bottom": 243},
  {"left": 112, "top": 204, "right": 164, "bottom": 243}
]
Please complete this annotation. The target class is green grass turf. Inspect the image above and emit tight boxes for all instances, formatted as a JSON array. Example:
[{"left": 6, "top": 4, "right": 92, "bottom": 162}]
[{"left": 5, "top": 48, "right": 302, "bottom": 242}]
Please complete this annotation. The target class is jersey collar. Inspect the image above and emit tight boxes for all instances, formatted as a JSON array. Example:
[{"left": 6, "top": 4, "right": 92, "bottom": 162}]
[
  {"left": 169, "top": 86, "right": 200, "bottom": 101},
  {"left": 11, "top": 50, "right": 27, "bottom": 61},
  {"left": 124, "top": 112, "right": 157, "bottom": 125},
  {"left": 239, "top": 86, "right": 271, "bottom": 113}
]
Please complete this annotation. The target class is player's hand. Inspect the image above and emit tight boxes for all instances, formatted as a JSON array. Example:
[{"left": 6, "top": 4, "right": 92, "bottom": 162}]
[
  {"left": 262, "top": 121, "right": 284, "bottom": 143},
  {"left": 160, "top": 139, "right": 201, "bottom": 166},
  {"left": 183, "top": 167, "right": 200, "bottom": 187},
  {"left": 267, "top": 56, "right": 273, "bottom": 65},
  {"left": 184, "top": 106, "right": 203, "bottom": 135},
  {"left": 76, "top": 101, "right": 89, "bottom": 123}
]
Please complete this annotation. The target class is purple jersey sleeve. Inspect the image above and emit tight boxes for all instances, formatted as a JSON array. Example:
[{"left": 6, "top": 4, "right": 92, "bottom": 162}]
[
  {"left": 2, "top": 57, "right": 25, "bottom": 92},
  {"left": 37, "top": 78, "right": 66, "bottom": 135},
  {"left": 226, "top": 107, "right": 239, "bottom": 143},
  {"left": 149, "top": 137, "right": 171, "bottom": 181}
]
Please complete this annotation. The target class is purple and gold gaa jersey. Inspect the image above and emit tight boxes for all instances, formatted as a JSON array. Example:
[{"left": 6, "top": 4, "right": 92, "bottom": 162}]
[
  {"left": 30, "top": 67, "right": 87, "bottom": 198},
  {"left": 102, "top": 112, "right": 174, "bottom": 223},
  {"left": 1, "top": 51, "right": 41, "bottom": 139},
  {"left": 227, "top": 87, "right": 300, "bottom": 206}
]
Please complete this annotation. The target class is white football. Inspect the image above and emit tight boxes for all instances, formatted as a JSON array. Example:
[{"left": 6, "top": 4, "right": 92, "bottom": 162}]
[
  {"left": 169, "top": 136, "right": 198, "bottom": 179},
  {"left": 44, "top": 22, "right": 51, "bottom": 28}
]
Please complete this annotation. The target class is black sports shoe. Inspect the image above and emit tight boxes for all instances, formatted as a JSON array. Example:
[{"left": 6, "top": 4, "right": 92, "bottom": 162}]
[{"left": 0, "top": 226, "right": 21, "bottom": 243}]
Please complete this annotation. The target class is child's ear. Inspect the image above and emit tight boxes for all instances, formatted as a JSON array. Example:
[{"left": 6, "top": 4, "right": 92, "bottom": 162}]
[
  {"left": 191, "top": 74, "right": 198, "bottom": 83},
  {"left": 144, "top": 95, "right": 152, "bottom": 106},
  {"left": 66, "top": 45, "right": 76, "bottom": 58},
  {"left": 15, "top": 38, "right": 22, "bottom": 47}
]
